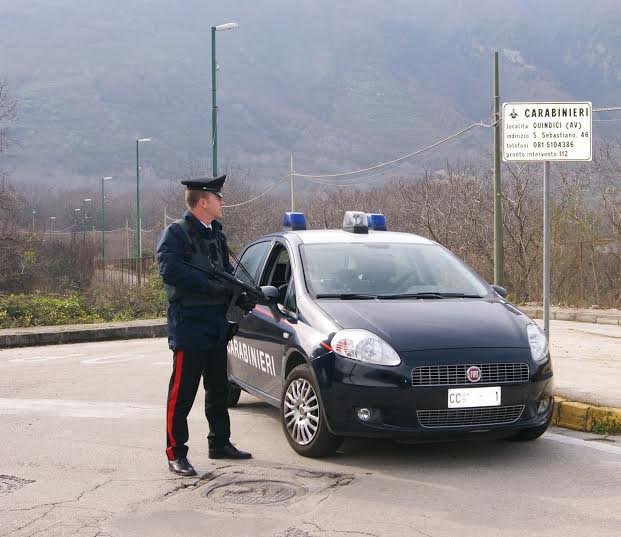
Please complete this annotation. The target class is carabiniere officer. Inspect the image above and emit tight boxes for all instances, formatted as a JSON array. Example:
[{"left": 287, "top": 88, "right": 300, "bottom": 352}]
[{"left": 157, "top": 174, "right": 256, "bottom": 476}]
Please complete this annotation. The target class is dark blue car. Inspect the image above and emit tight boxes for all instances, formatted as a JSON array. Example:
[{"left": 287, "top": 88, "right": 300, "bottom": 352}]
[{"left": 226, "top": 211, "right": 554, "bottom": 457}]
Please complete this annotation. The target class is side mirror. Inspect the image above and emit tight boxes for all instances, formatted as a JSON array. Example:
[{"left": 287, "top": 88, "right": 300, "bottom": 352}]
[
  {"left": 490, "top": 284, "right": 508, "bottom": 298},
  {"left": 260, "top": 285, "right": 283, "bottom": 323},
  {"left": 260, "top": 285, "right": 279, "bottom": 304}
]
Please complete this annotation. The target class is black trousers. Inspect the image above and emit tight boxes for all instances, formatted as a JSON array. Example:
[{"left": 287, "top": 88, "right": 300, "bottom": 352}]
[{"left": 165, "top": 345, "right": 230, "bottom": 460}]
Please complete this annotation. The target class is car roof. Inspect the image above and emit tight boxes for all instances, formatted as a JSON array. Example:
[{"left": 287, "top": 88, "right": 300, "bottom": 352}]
[{"left": 274, "top": 229, "right": 436, "bottom": 245}]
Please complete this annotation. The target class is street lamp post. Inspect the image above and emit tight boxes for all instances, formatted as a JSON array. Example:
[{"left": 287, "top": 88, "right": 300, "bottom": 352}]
[
  {"left": 83, "top": 198, "right": 92, "bottom": 242},
  {"left": 32, "top": 210, "right": 36, "bottom": 233},
  {"left": 211, "top": 22, "right": 239, "bottom": 177},
  {"left": 49, "top": 216, "right": 55, "bottom": 241},
  {"left": 101, "top": 177, "right": 112, "bottom": 261},
  {"left": 136, "top": 138, "right": 151, "bottom": 260},
  {"left": 74, "top": 208, "right": 81, "bottom": 239}
]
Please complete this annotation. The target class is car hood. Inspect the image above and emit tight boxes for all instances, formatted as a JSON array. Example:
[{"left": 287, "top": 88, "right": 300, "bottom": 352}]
[{"left": 317, "top": 299, "right": 530, "bottom": 352}]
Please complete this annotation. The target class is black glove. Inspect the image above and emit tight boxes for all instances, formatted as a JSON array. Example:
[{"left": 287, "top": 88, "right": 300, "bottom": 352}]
[
  {"left": 236, "top": 292, "right": 256, "bottom": 313},
  {"left": 205, "top": 280, "right": 232, "bottom": 301}
]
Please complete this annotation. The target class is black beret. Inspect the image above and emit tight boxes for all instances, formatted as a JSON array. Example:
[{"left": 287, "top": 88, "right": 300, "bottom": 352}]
[{"left": 181, "top": 174, "right": 226, "bottom": 192}]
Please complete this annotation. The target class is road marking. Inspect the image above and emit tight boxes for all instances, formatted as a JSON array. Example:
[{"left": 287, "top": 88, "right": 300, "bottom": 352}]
[
  {"left": 80, "top": 354, "right": 145, "bottom": 365},
  {"left": 0, "top": 398, "right": 162, "bottom": 419},
  {"left": 544, "top": 431, "right": 621, "bottom": 455},
  {"left": 9, "top": 353, "right": 85, "bottom": 363}
]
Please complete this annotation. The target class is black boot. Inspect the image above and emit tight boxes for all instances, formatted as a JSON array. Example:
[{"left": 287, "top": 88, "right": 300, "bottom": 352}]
[
  {"left": 209, "top": 443, "right": 252, "bottom": 460},
  {"left": 168, "top": 457, "right": 197, "bottom": 476}
]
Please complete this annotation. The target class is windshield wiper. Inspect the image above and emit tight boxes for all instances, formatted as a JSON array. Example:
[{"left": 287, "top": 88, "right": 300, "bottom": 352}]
[
  {"left": 378, "top": 292, "right": 484, "bottom": 299},
  {"left": 316, "top": 293, "right": 378, "bottom": 300}
]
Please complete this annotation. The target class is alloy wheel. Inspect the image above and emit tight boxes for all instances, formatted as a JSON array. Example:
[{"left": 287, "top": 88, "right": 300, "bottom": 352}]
[{"left": 283, "top": 378, "right": 320, "bottom": 445}]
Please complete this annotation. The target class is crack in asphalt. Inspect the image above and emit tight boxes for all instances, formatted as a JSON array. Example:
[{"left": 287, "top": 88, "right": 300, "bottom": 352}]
[
  {"left": 276, "top": 521, "right": 381, "bottom": 537},
  {"left": 1, "top": 476, "right": 188, "bottom": 536},
  {"left": 1, "top": 506, "right": 55, "bottom": 537},
  {"left": 276, "top": 519, "right": 436, "bottom": 537}
]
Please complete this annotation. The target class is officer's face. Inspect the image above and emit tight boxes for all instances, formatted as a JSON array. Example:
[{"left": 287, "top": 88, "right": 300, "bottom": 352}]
[{"left": 199, "top": 192, "right": 224, "bottom": 222}]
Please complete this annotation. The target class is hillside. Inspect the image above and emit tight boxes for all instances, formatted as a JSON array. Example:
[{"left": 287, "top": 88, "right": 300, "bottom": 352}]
[{"left": 0, "top": 0, "right": 620, "bottom": 188}]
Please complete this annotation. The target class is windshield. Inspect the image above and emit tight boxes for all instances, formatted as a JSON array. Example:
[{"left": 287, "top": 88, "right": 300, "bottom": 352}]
[{"left": 300, "top": 242, "right": 489, "bottom": 298}]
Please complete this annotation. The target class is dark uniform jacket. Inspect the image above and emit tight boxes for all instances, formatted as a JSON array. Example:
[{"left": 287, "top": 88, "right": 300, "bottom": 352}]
[{"left": 156, "top": 210, "right": 235, "bottom": 351}]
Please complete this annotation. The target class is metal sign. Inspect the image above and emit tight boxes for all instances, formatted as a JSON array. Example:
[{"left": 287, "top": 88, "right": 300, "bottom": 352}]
[{"left": 502, "top": 102, "right": 592, "bottom": 162}]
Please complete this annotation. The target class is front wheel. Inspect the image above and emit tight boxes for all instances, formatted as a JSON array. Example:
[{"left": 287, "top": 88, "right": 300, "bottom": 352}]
[{"left": 281, "top": 364, "right": 342, "bottom": 457}]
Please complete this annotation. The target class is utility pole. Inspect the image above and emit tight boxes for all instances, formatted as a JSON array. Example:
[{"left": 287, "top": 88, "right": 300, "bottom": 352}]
[
  {"left": 493, "top": 51, "right": 504, "bottom": 286},
  {"left": 290, "top": 154, "right": 295, "bottom": 211},
  {"left": 543, "top": 161, "right": 551, "bottom": 338}
]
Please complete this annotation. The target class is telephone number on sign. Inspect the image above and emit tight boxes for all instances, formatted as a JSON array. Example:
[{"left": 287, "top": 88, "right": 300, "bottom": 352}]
[{"left": 533, "top": 141, "right": 575, "bottom": 149}]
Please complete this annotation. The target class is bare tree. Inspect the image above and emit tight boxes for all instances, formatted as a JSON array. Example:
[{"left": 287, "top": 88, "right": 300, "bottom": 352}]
[{"left": 0, "top": 78, "right": 16, "bottom": 189}]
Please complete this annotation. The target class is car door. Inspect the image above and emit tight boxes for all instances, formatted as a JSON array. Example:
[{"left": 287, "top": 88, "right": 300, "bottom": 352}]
[
  {"left": 229, "top": 239, "right": 294, "bottom": 402},
  {"left": 227, "top": 239, "right": 272, "bottom": 394}
]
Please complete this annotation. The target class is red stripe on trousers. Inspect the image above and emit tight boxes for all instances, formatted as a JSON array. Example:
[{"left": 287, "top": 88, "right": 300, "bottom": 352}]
[{"left": 166, "top": 350, "right": 184, "bottom": 460}]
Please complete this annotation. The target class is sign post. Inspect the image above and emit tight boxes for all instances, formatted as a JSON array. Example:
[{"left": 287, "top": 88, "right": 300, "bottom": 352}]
[{"left": 502, "top": 102, "right": 592, "bottom": 340}]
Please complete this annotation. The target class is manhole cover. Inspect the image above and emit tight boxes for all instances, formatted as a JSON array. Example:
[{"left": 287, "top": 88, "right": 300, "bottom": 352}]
[
  {"left": 206, "top": 480, "right": 304, "bottom": 505},
  {"left": 0, "top": 475, "right": 34, "bottom": 495}
]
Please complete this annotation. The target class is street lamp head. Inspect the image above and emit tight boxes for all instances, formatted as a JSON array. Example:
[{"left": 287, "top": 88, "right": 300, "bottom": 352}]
[
  {"left": 84, "top": 198, "right": 92, "bottom": 202},
  {"left": 32, "top": 210, "right": 36, "bottom": 214},
  {"left": 137, "top": 138, "right": 151, "bottom": 143},
  {"left": 50, "top": 216, "right": 56, "bottom": 220},
  {"left": 75, "top": 208, "right": 81, "bottom": 212},
  {"left": 103, "top": 176, "right": 112, "bottom": 181},
  {"left": 215, "top": 22, "right": 239, "bottom": 31}
]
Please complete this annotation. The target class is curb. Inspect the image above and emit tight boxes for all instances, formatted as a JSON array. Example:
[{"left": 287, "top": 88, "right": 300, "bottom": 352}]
[
  {"left": 0, "top": 320, "right": 167, "bottom": 349},
  {"left": 552, "top": 396, "right": 621, "bottom": 435},
  {"left": 520, "top": 306, "right": 621, "bottom": 326}
]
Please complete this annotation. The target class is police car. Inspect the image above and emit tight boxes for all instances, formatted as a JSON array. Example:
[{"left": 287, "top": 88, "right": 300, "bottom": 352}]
[{"left": 226, "top": 211, "right": 554, "bottom": 457}]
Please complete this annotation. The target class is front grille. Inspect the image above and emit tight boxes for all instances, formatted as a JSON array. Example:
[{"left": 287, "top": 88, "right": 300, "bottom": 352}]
[
  {"left": 411, "top": 363, "right": 529, "bottom": 386},
  {"left": 417, "top": 405, "right": 525, "bottom": 428}
]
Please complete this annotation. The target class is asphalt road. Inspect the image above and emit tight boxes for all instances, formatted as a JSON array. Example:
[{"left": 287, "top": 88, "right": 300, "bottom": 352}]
[{"left": 0, "top": 337, "right": 619, "bottom": 537}]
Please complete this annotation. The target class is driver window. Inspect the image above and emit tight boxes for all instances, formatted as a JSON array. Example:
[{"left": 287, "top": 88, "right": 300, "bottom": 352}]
[
  {"left": 260, "top": 244, "right": 291, "bottom": 305},
  {"left": 234, "top": 241, "right": 270, "bottom": 285}
]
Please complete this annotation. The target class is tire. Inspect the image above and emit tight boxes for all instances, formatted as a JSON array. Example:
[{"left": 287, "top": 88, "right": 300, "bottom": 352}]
[
  {"left": 226, "top": 383, "right": 242, "bottom": 407},
  {"left": 281, "top": 364, "right": 343, "bottom": 457}
]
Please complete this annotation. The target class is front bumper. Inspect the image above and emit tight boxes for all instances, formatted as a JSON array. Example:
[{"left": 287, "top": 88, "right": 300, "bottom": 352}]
[{"left": 312, "top": 348, "right": 554, "bottom": 440}]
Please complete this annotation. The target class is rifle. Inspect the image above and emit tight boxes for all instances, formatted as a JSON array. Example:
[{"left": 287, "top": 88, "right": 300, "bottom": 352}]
[{"left": 181, "top": 260, "right": 282, "bottom": 321}]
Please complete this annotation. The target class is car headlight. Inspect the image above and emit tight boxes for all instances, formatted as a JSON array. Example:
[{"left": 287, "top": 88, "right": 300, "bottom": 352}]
[
  {"left": 331, "top": 329, "right": 401, "bottom": 366},
  {"left": 527, "top": 323, "right": 549, "bottom": 362}
]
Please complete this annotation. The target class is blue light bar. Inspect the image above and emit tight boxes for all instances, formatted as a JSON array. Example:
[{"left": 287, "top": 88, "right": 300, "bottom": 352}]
[
  {"left": 367, "top": 213, "right": 387, "bottom": 231},
  {"left": 283, "top": 212, "right": 307, "bottom": 231}
]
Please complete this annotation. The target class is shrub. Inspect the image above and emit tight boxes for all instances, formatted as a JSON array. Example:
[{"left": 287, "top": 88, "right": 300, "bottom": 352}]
[
  {"left": 0, "top": 293, "right": 101, "bottom": 328},
  {"left": 87, "top": 266, "right": 166, "bottom": 321}
]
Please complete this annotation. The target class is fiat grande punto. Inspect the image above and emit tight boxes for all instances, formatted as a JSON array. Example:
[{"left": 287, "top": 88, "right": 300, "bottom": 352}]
[{"left": 225, "top": 212, "right": 554, "bottom": 457}]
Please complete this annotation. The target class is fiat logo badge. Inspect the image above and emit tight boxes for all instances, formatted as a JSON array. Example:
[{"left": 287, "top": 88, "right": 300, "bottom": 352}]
[{"left": 466, "top": 366, "right": 482, "bottom": 383}]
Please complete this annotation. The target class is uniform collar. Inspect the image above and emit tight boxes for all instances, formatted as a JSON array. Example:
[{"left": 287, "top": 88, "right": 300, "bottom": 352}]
[{"left": 183, "top": 210, "right": 222, "bottom": 233}]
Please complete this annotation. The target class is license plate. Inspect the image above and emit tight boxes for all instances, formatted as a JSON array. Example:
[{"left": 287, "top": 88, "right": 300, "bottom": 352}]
[{"left": 448, "top": 387, "right": 501, "bottom": 408}]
